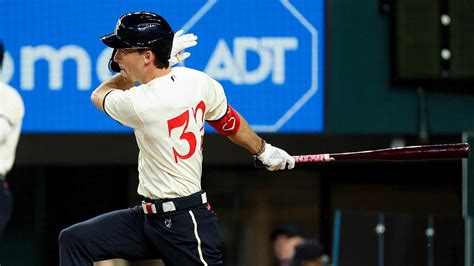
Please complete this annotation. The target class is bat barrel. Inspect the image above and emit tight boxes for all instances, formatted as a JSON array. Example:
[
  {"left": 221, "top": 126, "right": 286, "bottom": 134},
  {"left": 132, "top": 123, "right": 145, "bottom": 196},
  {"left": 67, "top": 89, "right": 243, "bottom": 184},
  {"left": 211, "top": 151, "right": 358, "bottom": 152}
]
[{"left": 330, "top": 143, "right": 470, "bottom": 161}]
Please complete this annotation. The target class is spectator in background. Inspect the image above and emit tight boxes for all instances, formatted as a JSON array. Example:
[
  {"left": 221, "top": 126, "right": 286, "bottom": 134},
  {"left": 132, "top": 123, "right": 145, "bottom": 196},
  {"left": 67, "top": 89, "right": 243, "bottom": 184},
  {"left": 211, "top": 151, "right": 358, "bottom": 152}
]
[
  {"left": 289, "top": 239, "right": 327, "bottom": 266},
  {"left": 0, "top": 40, "right": 25, "bottom": 237},
  {"left": 270, "top": 223, "right": 305, "bottom": 266}
]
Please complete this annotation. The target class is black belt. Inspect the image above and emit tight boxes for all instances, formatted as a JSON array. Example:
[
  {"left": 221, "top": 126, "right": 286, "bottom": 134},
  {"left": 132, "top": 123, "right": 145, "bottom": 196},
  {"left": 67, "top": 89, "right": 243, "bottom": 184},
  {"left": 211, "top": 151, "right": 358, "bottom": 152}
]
[{"left": 142, "top": 191, "right": 208, "bottom": 214}]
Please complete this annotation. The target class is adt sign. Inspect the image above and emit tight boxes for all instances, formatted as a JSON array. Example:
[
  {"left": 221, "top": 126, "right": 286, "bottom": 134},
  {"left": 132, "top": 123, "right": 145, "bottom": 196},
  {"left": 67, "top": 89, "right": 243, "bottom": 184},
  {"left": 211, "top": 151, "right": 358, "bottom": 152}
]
[
  {"left": 0, "top": 0, "right": 323, "bottom": 133},
  {"left": 185, "top": 0, "right": 324, "bottom": 132},
  {"left": 205, "top": 37, "right": 298, "bottom": 85}
]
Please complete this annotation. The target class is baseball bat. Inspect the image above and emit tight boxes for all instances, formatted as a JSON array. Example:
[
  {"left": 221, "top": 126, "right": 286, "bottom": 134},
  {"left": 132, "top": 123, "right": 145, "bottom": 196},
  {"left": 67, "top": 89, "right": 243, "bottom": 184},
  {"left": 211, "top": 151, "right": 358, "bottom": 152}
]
[{"left": 254, "top": 143, "right": 470, "bottom": 167}]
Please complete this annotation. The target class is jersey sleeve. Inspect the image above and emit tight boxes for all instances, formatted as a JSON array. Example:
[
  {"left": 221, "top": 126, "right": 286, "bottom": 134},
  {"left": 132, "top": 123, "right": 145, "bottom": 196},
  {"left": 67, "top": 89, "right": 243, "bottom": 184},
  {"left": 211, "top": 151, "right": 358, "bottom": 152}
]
[
  {"left": 0, "top": 85, "right": 25, "bottom": 127},
  {"left": 103, "top": 89, "right": 143, "bottom": 129},
  {"left": 204, "top": 77, "right": 228, "bottom": 121}
]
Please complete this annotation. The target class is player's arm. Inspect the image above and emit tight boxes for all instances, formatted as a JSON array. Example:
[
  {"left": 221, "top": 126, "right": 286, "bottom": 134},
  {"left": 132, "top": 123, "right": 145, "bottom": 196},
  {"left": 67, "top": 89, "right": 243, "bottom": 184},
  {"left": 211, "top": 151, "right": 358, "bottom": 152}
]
[
  {"left": 91, "top": 73, "right": 135, "bottom": 113},
  {"left": 208, "top": 106, "right": 295, "bottom": 171},
  {"left": 0, "top": 88, "right": 24, "bottom": 144},
  {"left": 225, "top": 113, "right": 263, "bottom": 155},
  {"left": 0, "top": 117, "right": 13, "bottom": 144}
]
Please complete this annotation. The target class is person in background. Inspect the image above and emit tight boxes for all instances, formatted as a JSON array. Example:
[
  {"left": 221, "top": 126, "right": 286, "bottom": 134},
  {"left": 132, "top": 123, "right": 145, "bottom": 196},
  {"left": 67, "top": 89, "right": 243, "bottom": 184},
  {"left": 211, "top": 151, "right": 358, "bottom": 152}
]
[
  {"left": 288, "top": 239, "right": 327, "bottom": 266},
  {"left": 270, "top": 223, "right": 305, "bottom": 266},
  {"left": 0, "top": 40, "right": 25, "bottom": 238}
]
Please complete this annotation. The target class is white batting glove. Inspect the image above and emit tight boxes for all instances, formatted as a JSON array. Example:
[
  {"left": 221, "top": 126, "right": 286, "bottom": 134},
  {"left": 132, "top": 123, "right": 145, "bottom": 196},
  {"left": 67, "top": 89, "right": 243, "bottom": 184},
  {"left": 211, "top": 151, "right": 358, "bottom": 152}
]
[
  {"left": 169, "top": 29, "right": 198, "bottom": 66},
  {"left": 257, "top": 142, "right": 295, "bottom": 171}
]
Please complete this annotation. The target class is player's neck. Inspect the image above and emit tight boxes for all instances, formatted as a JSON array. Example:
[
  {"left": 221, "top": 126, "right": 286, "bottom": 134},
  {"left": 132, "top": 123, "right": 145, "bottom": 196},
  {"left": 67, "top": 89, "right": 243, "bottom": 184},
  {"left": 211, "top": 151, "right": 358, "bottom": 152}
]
[{"left": 142, "top": 67, "right": 172, "bottom": 84}]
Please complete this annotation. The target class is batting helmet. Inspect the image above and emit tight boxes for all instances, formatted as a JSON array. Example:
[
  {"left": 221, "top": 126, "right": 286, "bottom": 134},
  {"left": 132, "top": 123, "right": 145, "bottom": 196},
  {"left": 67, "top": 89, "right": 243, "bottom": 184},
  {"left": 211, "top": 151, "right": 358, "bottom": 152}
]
[{"left": 101, "top": 12, "right": 174, "bottom": 72}]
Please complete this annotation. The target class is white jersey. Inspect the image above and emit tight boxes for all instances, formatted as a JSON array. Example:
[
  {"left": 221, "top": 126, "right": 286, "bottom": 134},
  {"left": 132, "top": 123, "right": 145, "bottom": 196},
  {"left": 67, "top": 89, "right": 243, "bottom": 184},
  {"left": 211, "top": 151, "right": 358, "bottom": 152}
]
[
  {"left": 0, "top": 82, "right": 24, "bottom": 177},
  {"left": 104, "top": 67, "right": 227, "bottom": 199}
]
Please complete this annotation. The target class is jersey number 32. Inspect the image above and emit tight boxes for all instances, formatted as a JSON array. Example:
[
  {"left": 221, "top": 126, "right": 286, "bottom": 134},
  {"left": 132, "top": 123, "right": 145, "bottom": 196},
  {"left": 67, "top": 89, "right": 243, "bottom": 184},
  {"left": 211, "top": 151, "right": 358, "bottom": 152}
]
[{"left": 167, "top": 101, "right": 206, "bottom": 163}]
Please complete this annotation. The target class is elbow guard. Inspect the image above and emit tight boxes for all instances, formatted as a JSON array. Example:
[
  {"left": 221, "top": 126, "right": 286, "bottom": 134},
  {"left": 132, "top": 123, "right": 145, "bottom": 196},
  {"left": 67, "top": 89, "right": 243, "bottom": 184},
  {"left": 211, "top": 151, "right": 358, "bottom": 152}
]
[{"left": 208, "top": 104, "right": 241, "bottom": 136}]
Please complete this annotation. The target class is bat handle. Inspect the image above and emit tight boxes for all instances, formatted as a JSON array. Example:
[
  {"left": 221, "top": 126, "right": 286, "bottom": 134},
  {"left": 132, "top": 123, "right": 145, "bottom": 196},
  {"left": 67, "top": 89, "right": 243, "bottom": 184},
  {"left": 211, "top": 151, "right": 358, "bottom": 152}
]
[
  {"left": 253, "top": 156, "right": 265, "bottom": 168},
  {"left": 294, "top": 154, "right": 333, "bottom": 162},
  {"left": 253, "top": 154, "right": 333, "bottom": 168}
]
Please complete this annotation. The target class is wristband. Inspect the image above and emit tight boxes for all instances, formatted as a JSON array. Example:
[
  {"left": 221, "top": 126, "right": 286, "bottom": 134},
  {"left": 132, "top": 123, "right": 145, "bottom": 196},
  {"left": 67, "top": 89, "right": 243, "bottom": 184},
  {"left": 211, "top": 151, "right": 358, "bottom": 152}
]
[{"left": 255, "top": 139, "right": 266, "bottom": 156}]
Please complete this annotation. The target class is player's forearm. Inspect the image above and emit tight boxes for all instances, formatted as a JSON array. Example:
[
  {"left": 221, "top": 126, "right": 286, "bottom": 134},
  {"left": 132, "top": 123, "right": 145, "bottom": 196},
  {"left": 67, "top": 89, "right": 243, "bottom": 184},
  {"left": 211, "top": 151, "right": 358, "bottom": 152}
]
[
  {"left": 91, "top": 73, "right": 135, "bottom": 112},
  {"left": 227, "top": 114, "right": 264, "bottom": 155},
  {"left": 95, "top": 73, "right": 135, "bottom": 92}
]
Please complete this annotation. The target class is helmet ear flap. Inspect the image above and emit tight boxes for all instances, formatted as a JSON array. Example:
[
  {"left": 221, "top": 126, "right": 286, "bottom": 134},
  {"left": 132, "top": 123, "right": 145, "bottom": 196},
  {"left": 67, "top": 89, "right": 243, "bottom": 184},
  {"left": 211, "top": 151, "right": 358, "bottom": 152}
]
[{"left": 108, "top": 49, "right": 121, "bottom": 73}]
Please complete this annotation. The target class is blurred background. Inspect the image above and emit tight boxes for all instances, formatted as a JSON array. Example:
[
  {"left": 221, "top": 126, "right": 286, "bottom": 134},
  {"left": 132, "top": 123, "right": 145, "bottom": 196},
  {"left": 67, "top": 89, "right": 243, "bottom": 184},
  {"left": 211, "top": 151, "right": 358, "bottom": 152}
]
[{"left": 0, "top": 0, "right": 473, "bottom": 265}]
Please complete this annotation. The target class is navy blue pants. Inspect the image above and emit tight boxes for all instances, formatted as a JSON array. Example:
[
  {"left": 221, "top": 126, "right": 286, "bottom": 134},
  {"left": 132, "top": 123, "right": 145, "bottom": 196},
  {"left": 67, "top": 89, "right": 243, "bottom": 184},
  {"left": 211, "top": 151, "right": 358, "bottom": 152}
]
[
  {"left": 59, "top": 192, "right": 223, "bottom": 266},
  {"left": 0, "top": 180, "right": 12, "bottom": 238}
]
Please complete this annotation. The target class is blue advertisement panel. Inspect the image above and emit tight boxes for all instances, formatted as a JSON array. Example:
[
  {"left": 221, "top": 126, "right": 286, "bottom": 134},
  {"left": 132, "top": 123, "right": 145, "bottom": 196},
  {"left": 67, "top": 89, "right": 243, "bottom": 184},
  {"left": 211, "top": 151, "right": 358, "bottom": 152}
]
[{"left": 0, "top": 0, "right": 324, "bottom": 133}]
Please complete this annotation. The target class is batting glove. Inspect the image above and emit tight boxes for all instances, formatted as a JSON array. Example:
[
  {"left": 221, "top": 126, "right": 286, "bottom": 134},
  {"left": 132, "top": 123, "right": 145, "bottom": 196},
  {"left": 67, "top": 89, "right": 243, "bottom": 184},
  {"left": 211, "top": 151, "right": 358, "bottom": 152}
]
[
  {"left": 169, "top": 29, "right": 198, "bottom": 66},
  {"left": 257, "top": 142, "right": 295, "bottom": 171}
]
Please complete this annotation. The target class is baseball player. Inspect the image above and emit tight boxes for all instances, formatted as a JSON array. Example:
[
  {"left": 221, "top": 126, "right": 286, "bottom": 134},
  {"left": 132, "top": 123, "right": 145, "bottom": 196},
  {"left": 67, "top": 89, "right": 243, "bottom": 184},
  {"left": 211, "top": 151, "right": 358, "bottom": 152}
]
[
  {"left": 0, "top": 41, "right": 25, "bottom": 238},
  {"left": 59, "top": 11, "right": 295, "bottom": 266}
]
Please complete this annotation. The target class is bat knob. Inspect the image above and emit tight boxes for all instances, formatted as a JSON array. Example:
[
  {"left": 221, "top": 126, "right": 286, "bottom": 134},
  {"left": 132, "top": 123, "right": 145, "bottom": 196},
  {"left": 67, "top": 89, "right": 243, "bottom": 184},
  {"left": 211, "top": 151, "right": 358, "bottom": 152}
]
[{"left": 253, "top": 155, "right": 265, "bottom": 168}]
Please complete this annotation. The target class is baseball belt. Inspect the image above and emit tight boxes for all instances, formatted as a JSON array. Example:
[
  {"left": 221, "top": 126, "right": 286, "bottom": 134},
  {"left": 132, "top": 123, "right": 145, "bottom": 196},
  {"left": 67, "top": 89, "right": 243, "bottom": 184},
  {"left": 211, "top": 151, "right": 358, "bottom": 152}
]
[{"left": 142, "top": 191, "right": 208, "bottom": 214}]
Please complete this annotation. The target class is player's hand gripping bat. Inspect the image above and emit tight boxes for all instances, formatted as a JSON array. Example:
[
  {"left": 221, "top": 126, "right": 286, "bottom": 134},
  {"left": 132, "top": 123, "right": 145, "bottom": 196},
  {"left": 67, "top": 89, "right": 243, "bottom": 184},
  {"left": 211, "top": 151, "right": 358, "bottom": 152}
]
[{"left": 254, "top": 143, "right": 470, "bottom": 167}]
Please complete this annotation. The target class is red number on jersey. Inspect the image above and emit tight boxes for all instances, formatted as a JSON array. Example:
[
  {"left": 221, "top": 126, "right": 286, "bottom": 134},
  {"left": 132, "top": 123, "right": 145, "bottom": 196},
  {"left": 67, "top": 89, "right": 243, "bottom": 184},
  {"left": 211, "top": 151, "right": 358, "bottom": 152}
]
[
  {"left": 167, "top": 101, "right": 206, "bottom": 163},
  {"left": 167, "top": 110, "right": 197, "bottom": 163},
  {"left": 193, "top": 101, "right": 206, "bottom": 151}
]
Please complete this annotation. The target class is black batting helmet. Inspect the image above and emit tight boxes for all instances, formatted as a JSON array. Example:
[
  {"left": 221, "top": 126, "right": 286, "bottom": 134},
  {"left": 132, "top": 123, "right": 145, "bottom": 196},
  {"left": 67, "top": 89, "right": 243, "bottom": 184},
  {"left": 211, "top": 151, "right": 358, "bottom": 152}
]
[{"left": 101, "top": 12, "right": 174, "bottom": 72}]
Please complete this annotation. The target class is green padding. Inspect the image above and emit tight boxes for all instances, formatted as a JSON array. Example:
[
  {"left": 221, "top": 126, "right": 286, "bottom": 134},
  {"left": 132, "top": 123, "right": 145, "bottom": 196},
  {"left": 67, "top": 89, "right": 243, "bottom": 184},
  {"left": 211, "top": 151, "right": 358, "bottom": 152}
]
[{"left": 0, "top": 239, "right": 37, "bottom": 265}]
